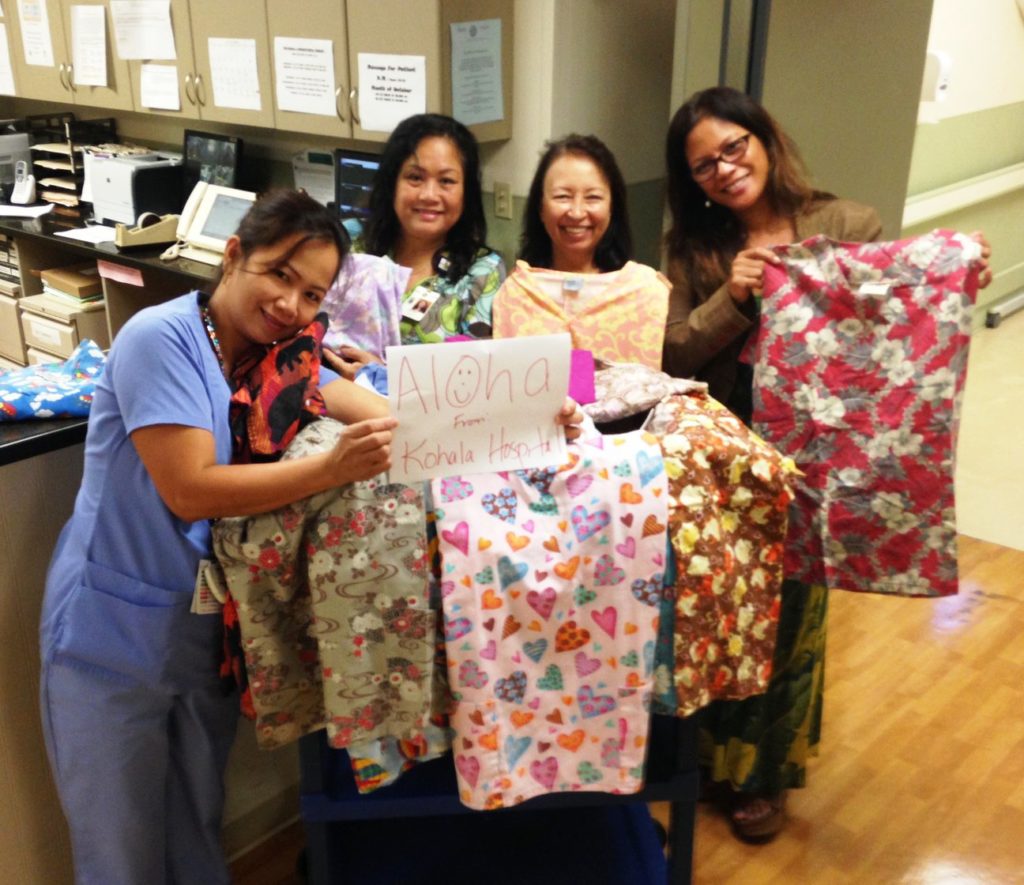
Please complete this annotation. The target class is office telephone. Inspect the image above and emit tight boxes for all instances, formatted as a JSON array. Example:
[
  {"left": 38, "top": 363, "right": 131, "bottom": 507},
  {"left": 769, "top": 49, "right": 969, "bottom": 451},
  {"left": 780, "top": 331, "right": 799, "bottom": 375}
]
[
  {"left": 11, "top": 160, "right": 36, "bottom": 204},
  {"left": 160, "top": 180, "right": 256, "bottom": 265}
]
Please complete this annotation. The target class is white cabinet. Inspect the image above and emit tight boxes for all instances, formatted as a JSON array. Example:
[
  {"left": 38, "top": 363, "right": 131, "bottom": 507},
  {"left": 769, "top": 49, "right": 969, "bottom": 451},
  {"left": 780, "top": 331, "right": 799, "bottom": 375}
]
[
  {"left": 126, "top": 0, "right": 276, "bottom": 126},
  {"left": 7, "top": 0, "right": 135, "bottom": 110},
  {"left": 268, "top": 0, "right": 512, "bottom": 141},
  {"left": 6, "top": 0, "right": 513, "bottom": 140}
]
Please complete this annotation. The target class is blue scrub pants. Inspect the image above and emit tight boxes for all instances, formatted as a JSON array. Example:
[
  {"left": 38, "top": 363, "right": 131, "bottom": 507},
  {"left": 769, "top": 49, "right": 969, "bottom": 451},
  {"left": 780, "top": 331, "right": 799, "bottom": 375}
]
[{"left": 41, "top": 659, "right": 238, "bottom": 885}]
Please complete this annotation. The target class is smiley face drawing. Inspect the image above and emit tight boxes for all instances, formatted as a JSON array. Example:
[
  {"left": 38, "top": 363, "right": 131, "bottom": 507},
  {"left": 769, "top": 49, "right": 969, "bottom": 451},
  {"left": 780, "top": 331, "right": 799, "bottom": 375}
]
[{"left": 445, "top": 355, "right": 481, "bottom": 407}]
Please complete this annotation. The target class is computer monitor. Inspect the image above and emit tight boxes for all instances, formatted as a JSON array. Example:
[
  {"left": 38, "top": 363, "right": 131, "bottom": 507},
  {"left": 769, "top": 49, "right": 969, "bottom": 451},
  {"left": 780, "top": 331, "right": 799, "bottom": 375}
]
[
  {"left": 333, "top": 148, "right": 380, "bottom": 221},
  {"left": 182, "top": 130, "right": 243, "bottom": 202}
]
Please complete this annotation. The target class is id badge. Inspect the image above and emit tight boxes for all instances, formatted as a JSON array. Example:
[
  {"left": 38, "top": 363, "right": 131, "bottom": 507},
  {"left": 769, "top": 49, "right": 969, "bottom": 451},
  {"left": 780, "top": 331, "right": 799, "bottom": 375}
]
[
  {"left": 402, "top": 283, "right": 441, "bottom": 323},
  {"left": 190, "top": 558, "right": 223, "bottom": 615}
]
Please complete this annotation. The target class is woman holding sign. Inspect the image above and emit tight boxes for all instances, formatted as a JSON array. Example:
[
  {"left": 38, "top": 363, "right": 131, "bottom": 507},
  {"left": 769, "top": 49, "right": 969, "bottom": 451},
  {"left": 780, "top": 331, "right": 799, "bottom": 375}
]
[
  {"left": 37, "top": 190, "right": 400, "bottom": 884},
  {"left": 326, "top": 113, "right": 506, "bottom": 380},
  {"left": 39, "top": 187, "right": 581, "bottom": 884}
]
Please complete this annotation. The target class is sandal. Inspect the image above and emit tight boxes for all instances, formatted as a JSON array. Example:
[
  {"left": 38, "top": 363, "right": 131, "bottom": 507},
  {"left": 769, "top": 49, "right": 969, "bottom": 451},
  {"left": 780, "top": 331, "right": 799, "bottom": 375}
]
[
  {"left": 697, "top": 776, "right": 732, "bottom": 805},
  {"left": 729, "top": 791, "right": 786, "bottom": 843}
]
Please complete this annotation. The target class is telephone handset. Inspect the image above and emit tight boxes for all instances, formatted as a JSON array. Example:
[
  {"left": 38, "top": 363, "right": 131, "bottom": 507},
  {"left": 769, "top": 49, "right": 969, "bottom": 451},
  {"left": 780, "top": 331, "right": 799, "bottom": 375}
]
[
  {"left": 177, "top": 180, "right": 208, "bottom": 240},
  {"left": 160, "top": 181, "right": 208, "bottom": 259},
  {"left": 11, "top": 160, "right": 36, "bottom": 205}
]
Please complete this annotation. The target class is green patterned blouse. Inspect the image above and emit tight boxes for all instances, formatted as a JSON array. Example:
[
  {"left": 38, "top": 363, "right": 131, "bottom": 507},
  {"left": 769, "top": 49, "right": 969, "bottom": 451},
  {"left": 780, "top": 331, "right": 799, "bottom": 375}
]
[
  {"left": 397, "top": 248, "right": 506, "bottom": 344},
  {"left": 348, "top": 222, "right": 506, "bottom": 346}
]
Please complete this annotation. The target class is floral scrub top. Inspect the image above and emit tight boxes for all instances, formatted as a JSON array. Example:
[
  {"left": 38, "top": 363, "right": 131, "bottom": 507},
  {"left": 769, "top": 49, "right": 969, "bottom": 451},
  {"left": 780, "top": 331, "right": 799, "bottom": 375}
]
[
  {"left": 754, "top": 230, "right": 981, "bottom": 597},
  {"left": 397, "top": 248, "right": 505, "bottom": 344},
  {"left": 351, "top": 230, "right": 505, "bottom": 345}
]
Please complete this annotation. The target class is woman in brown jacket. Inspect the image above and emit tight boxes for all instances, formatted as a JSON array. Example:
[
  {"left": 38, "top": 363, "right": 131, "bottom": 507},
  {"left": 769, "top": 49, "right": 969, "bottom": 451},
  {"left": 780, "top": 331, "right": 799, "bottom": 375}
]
[
  {"left": 661, "top": 87, "right": 882, "bottom": 843},
  {"left": 662, "top": 86, "right": 990, "bottom": 843}
]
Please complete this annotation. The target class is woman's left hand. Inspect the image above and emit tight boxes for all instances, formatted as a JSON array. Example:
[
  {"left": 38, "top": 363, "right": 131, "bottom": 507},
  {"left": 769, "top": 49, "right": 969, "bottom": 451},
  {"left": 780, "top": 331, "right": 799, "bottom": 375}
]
[
  {"left": 556, "top": 397, "right": 585, "bottom": 441},
  {"left": 969, "top": 230, "right": 993, "bottom": 289}
]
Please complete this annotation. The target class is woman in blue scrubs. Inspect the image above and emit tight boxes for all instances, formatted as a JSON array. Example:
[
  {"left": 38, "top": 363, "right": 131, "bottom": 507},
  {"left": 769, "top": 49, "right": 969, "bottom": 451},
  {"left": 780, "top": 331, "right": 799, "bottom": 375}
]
[{"left": 38, "top": 190, "right": 400, "bottom": 885}]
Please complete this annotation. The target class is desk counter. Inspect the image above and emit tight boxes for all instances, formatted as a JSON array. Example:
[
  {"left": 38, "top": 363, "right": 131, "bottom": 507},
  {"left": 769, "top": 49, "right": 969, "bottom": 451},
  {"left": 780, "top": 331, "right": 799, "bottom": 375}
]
[
  {"left": 0, "top": 214, "right": 218, "bottom": 288},
  {"left": 0, "top": 417, "right": 88, "bottom": 466}
]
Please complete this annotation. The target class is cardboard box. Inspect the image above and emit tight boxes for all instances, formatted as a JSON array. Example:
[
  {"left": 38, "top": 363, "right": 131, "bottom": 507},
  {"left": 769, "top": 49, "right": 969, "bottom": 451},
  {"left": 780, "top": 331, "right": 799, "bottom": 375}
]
[
  {"left": 19, "top": 292, "right": 110, "bottom": 358},
  {"left": 39, "top": 262, "right": 103, "bottom": 299},
  {"left": 0, "top": 292, "right": 26, "bottom": 363},
  {"left": 25, "top": 346, "right": 63, "bottom": 366}
]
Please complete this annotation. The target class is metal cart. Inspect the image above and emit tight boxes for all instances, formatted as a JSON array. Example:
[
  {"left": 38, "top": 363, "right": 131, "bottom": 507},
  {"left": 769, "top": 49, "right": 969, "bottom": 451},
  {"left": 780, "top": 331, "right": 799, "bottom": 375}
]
[{"left": 299, "top": 713, "right": 698, "bottom": 884}]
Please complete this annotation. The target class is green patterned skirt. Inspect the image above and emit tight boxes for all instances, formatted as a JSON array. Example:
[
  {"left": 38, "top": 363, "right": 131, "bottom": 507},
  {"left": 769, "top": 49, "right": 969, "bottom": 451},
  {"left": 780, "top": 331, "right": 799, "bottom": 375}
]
[{"left": 697, "top": 579, "right": 828, "bottom": 795}]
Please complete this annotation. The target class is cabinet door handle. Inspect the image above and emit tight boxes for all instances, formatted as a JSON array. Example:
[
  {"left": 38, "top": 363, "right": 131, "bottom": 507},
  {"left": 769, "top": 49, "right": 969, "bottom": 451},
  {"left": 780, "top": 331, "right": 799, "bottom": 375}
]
[
  {"left": 195, "top": 73, "right": 206, "bottom": 107},
  {"left": 58, "top": 63, "right": 68, "bottom": 91},
  {"left": 349, "top": 88, "right": 360, "bottom": 126},
  {"left": 184, "top": 72, "right": 196, "bottom": 106},
  {"left": 335, "top": 85, "right": 346, "bottom": 122},
  {"left": 66, "top": 63, "right": 77, "bottom": 92}
]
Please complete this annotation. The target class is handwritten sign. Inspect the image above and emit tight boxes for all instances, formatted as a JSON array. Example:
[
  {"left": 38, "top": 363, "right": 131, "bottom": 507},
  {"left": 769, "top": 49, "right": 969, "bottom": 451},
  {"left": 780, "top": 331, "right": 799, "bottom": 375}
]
[{"left": 386, "top": 335, "right": 570, "bottom": 482}]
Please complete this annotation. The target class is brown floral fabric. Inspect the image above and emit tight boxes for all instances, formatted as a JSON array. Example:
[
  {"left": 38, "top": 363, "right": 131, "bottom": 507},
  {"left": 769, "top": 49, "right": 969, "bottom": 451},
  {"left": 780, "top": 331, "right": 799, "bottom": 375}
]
[
  {"left": 211, "top": 419, "right": 436, "bottom": 750},
  {"left": 646, "top": 393, "right": 798, "bottom": 716}
]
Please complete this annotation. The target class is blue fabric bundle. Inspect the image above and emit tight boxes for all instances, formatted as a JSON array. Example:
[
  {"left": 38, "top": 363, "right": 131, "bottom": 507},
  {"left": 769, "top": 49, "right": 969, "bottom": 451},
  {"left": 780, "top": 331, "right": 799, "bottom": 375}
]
[{"left": 0, "top": 339, "right": 106, "bottom": 421}]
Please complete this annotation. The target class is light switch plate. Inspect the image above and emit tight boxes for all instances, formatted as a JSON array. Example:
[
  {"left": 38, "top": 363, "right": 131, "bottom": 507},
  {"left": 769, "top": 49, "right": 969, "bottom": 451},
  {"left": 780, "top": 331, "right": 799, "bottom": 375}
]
[{"left": 494, "top": 181, "right": 512, "bottom": 220}]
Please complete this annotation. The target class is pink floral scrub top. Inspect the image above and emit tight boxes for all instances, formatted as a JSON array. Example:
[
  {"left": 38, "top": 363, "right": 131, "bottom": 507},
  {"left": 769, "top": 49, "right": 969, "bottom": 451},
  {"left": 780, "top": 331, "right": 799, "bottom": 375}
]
[{"left": 754, "top": 230, "right": 981, "bottom": 597}]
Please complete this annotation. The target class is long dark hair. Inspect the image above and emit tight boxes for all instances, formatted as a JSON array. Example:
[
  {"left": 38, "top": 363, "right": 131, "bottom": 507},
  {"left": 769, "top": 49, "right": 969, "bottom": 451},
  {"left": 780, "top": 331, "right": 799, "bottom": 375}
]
[
  {"left": 217, "top": 188, "right": 348, "bottom": 286},
  {"left": 664, "top": 87, "right": 817, "bottom": 290},
  {"left": 518, "top": 134, "right": 632, "bottom": 272},
  {"left": 362, "top": 113, "right": 487, "bottom": 283}
]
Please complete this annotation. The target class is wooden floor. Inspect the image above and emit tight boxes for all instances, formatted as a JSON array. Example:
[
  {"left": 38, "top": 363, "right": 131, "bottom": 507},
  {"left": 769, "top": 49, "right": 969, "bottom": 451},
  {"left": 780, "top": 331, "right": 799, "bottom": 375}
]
[{"left": 232, "top": 535, "right": 1024, "bottom": 885}]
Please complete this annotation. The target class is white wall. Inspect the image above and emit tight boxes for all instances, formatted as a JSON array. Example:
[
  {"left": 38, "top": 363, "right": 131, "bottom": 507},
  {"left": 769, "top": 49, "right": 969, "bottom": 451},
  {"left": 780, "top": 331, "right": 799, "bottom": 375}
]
[
  {"left": 925, "top": 0, "right": 1024, "bottom": 119},
  {"left": 761, "top": 0, "right": 933, "bottom": 237}
]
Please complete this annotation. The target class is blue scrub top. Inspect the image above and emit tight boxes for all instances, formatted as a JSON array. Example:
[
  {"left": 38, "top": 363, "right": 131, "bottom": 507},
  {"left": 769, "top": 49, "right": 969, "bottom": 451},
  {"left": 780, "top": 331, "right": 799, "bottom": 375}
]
[
  {"left": 40, "top": 292, "right": 232, "bottom": 688},
  {"left": 40, "top": 291, "right": 342, "bottom": 689}
]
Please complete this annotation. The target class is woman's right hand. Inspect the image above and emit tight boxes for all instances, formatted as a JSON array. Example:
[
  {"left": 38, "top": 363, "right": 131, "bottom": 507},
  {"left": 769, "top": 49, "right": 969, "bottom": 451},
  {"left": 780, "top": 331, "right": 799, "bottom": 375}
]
[
  {"left": 727, "top": 247, "right": 780, "bottom": 303},
  {"left": 323, "top": 345, "right": 384, "bottom": 382},
  {"left": 327, "top": 416, "right": 398, "bottom": 484}
]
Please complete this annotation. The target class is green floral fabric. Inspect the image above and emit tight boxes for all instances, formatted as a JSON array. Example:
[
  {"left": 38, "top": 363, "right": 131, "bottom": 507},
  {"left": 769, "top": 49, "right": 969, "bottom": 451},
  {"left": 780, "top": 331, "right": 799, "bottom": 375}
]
[{"left": 697, "top": 579, "right": 828, "bottom": 794}]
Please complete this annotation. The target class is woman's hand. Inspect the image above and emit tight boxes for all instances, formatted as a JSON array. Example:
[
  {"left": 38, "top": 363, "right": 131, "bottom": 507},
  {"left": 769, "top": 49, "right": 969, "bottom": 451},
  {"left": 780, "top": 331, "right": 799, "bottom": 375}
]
[
  {"left": 969, "top": 230, "right": 993, "bottom": 289},
  {"left": 326, "top": 416, "right": 398, "bottom": 485},
  {"left": 727, "top": 247, "right": 780, "bottom": 303},
  {"left": 556, "top": 397, "right": 585, "bottom": 442},
  {"left": 322, "top": 345, "right": 383, "bottom": 382}
]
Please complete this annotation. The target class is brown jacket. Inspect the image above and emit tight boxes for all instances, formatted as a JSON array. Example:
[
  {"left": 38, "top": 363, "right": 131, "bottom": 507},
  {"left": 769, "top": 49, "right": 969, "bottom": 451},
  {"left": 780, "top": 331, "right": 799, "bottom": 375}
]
[{"left": 662, "top": 198, "right": 883, "bottom": 405}]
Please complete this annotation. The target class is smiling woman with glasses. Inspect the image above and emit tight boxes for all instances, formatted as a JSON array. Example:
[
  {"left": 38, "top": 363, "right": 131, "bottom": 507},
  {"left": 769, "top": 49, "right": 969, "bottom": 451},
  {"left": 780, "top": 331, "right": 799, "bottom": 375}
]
[
  {"left": 662, "top": 86, "right": 884, "bottom": 418},
  {"left": 660, "top": 86, "right": 885, "bottom": 846}
]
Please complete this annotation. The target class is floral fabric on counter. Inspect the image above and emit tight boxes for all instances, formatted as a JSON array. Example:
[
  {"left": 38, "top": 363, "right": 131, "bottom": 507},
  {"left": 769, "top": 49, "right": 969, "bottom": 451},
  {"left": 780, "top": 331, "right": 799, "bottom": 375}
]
[
  {"left": 433, "top": 432, "right": 669, "bottom": 810},
  {"left": 493, "top": 261, "right": 670, "bottom": 370},
  {"left": 0, "top": 339, "right": 105, "bottom": 420},
  {"left": 755, "top": 230, "right": 981, "bottom": 597},
  {"left": 211, "top": 420, "right": 437, "bottom": 750},
  {"left": 646, "top": 393, "right": 797, "bottom": 717}
]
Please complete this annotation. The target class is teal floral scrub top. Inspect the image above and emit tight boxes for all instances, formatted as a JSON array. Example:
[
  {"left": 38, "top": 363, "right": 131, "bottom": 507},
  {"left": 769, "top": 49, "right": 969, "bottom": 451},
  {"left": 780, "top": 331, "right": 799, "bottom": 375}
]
[
  {"left": 397, "top": 248, "right": 505, "bottom": 344},
  {"left": 350, "top": 227, "right": 505, "bottom": 345}
]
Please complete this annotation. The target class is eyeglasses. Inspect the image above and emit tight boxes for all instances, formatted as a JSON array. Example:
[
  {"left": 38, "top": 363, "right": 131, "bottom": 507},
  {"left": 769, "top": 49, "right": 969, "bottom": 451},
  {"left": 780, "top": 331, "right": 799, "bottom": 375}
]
[{"left": 690, "top": 134, "right": 752, "bottom": 182}]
